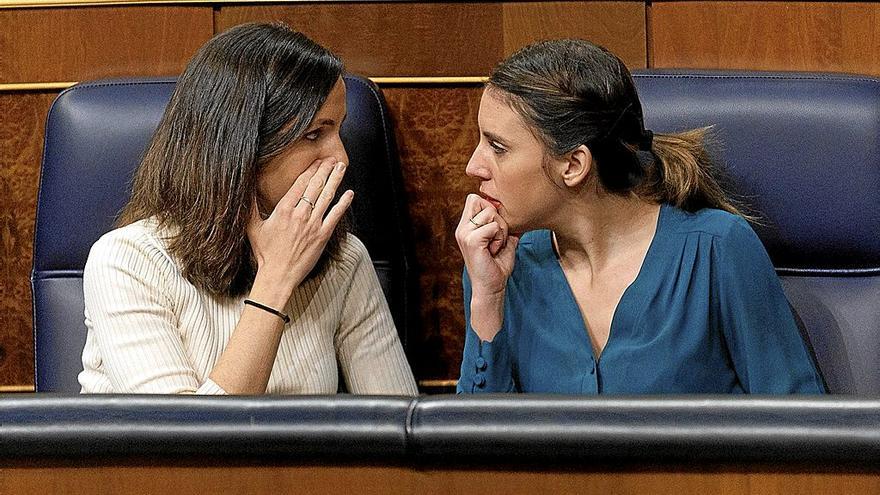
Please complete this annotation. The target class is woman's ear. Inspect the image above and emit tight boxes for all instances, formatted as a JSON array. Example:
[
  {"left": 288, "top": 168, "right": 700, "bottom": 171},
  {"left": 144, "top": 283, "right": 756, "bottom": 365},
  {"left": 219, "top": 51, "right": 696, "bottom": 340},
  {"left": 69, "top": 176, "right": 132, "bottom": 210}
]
[{"left": 560, "top": 144, "right": 592, "bottom": 188}]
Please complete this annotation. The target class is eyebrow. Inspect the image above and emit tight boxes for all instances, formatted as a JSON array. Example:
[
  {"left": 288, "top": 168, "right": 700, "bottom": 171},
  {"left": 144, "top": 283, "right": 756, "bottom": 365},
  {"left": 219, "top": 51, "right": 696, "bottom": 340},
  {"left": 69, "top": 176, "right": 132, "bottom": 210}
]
[
  {"left": 312, "top": 112, "right": 347, "bottom": 128},
  {"left": 482, "top": 130, "right": 508, "bottom": 145}
]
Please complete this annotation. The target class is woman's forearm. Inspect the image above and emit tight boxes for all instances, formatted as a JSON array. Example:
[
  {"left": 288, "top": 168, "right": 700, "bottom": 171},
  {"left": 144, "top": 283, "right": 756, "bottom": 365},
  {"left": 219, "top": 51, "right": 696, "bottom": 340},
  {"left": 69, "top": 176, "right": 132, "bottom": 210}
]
[{"left": 207, "top": 270, "right": 293, "bottom": 394}]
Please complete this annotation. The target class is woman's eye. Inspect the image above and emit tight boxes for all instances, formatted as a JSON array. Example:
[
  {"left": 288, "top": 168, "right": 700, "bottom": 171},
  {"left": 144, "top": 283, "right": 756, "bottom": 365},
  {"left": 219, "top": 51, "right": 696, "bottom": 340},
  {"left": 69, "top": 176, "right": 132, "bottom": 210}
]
[
  {"left": 303, "top": 129, "right": 322, "bottom": 141},
  {"left": 489, "top": 141, "right": 507, "bottom": 154}
]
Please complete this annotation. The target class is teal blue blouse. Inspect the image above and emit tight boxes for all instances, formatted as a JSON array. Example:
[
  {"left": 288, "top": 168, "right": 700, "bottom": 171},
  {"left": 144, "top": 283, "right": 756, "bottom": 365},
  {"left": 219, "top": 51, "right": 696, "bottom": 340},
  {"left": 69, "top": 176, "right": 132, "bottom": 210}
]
[{"left": 458, "top": 205, "right": 826, "bottom": 394}]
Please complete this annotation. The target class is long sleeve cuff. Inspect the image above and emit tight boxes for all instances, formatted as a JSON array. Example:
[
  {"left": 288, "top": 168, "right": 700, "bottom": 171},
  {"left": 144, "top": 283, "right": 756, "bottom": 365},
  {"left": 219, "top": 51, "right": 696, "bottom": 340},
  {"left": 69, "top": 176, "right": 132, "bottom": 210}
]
[
  {"left": 457, "top": 325, "right": 515, "bottom": 393},
  {"left": 195, "top": 378, "right": 228, "bottom": 395}
]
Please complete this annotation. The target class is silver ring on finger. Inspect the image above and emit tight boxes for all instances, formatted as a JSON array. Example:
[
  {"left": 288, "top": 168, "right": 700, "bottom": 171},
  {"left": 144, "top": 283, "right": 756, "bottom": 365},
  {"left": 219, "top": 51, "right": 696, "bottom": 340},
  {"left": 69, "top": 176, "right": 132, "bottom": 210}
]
[
  {"left": 468, "top": 216, "right": 485, "bottom": 228},
  {"left": 298, "top": 196, "right": 316, "bottom": 210}
]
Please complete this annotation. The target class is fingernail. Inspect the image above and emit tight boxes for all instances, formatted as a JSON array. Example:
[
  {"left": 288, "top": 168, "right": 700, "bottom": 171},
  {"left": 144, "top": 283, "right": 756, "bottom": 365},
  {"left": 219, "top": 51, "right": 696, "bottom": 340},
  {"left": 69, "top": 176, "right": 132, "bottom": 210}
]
[{"left": 336, "top": 162, "right": 347, "bottom": 172}]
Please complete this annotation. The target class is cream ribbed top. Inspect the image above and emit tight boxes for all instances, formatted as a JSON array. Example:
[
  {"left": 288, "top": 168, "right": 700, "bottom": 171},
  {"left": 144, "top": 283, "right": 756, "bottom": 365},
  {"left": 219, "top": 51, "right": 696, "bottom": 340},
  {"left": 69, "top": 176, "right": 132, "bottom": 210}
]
[{"left": 80, "top": 219, "right": 417, "bottom": 395}]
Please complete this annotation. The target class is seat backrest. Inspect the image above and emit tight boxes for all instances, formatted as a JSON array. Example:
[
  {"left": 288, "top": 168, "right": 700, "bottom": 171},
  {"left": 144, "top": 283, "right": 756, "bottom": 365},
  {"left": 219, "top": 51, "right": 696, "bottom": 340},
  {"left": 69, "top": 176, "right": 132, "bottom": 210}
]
[
  {"left": 32, "top": 75, "right": 415, "bottom": 393},
  {"left": 633, "top": 70, "right": 880, "bottom": 394}
]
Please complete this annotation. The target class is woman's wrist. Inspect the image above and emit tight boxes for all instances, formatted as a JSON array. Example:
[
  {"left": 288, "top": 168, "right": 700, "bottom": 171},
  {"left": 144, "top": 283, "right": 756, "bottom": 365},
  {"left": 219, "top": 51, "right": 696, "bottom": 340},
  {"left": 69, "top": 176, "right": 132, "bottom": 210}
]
[
  {"left": 249, "top": 268, "right": 298, "bottom": 310},
  {"left": 469, "top": 291, "right": 506, "bottom": 342}
]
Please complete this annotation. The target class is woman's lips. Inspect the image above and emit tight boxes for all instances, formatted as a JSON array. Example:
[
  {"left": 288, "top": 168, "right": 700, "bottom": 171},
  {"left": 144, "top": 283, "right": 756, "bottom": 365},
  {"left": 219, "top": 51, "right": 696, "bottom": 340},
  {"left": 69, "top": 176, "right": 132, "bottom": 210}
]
[{"left": 479, "top": 192, "right": 503, "bottom": 210}]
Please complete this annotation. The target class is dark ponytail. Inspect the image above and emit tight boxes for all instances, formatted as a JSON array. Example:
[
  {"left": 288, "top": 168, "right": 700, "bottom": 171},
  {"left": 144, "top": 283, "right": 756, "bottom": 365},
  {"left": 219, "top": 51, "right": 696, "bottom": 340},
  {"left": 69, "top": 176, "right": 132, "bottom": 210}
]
[{"left": 638, "top": 128, "right": 744, "bottom": 215}]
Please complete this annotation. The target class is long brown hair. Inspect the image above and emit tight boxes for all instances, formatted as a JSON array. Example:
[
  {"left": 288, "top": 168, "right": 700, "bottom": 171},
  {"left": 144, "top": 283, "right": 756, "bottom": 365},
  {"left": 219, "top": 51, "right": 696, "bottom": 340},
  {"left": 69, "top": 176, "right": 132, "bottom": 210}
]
[
  {"left": 488, "top": 39, "right": 745, "bottom": 216},
  {"left": 118, "top": 22, "right": 345, "bottom": 297}
]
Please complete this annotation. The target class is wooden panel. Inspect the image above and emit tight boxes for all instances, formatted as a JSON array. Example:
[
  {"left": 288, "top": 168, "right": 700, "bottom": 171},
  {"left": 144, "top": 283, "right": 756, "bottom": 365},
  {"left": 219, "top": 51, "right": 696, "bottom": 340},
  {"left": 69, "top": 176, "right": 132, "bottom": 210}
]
[
  {"left": 216, "top": 2, "right": 646, "bottom": 77},
  {"left": 216, "top": 3, "right": 504, "bottom": 77},
  {"left": 2, "top": 464, "right": 880, "bottom": 494},
  {"left": 383, "top": 86, "right": 483, "bottom": 380},
  {"left": 0, "top": 91, "right": 56, "bottom": 387},
  {"left": 503, "top": 2, "right": 646, "bottom": 68},
  {"left": 0, "top": 6, "right": 213, "bottom": 83},
  {"left": 650, "top": 2, "right": 880, "bottom": 75}
]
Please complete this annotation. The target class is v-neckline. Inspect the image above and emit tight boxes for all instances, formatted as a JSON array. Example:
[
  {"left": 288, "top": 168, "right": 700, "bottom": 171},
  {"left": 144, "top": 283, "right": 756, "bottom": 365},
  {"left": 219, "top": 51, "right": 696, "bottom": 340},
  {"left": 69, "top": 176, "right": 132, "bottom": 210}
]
[{"left": 548, "top": 204, "right": 667, "bottom": 361}]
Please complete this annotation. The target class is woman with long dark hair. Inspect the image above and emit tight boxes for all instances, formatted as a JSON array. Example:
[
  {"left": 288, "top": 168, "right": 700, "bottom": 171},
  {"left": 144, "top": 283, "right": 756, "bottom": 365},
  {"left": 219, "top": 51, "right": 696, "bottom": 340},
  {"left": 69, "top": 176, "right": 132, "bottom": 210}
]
[
  {"left": 80, "top": 23, "right": 416, "bottom": 395},
  {"left": 456, "top": 39, "right": 824, "bottom": 394}
]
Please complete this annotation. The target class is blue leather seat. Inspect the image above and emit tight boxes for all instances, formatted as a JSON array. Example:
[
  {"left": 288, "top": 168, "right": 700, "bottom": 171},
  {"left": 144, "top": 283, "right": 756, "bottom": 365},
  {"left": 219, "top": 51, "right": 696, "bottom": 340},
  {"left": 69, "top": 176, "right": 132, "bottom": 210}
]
[
  {"left": 31, "top": 75, "right": 416, "bottom": 393},
  {"left": 633, "top": 70, "right": 880, "bottom": 394}
]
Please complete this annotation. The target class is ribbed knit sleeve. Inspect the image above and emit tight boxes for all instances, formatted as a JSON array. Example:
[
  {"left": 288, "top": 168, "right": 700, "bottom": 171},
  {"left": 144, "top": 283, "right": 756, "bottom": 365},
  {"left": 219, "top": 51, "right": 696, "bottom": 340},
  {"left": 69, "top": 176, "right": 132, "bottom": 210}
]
[
  {"left": 81, "top": 227, "right": 227, "bottom": 395},
  {"left": 334, "top": 236, "right": 418, "bottom": 395}
]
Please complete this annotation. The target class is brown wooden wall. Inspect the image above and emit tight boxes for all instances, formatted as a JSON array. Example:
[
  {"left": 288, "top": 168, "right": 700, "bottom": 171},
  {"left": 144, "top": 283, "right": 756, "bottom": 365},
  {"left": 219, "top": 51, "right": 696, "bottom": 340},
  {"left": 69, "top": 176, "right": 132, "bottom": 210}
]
[
  {"left": 2, "top": 463, "right": 880, "bottom": 495},
  {"left": 1, "top": 0, "right": 878, "bottom": 390}
]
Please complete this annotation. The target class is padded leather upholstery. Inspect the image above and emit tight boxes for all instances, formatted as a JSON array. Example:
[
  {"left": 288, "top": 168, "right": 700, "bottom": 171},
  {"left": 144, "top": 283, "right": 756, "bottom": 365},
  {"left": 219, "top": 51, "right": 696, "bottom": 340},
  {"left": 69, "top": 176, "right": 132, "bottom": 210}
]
[
  {"left": 32, "top": 75, "right": 415, "bottom": 393},
  {"left": 1, "top": 395, "right": 412, "bottom": 458},
  {"left": 3, "top": 394, "right": 880, "bottom": 465},
  {"left": 633, "top": 71, "right": 880, "bottom": 394},
  {"left": 409, "top": 395, "right": 880, "bottom": 464}
]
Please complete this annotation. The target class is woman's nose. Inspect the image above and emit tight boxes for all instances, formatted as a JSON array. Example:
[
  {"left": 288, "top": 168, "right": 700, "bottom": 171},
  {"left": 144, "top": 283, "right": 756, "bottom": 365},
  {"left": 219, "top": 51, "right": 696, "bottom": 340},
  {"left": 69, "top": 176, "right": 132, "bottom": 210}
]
[
  {"left": 465, "top": 149, "right": 490, "bottom": 180},
  {"left": 330, "top": 134, "right": 349, "bottom": 165}
]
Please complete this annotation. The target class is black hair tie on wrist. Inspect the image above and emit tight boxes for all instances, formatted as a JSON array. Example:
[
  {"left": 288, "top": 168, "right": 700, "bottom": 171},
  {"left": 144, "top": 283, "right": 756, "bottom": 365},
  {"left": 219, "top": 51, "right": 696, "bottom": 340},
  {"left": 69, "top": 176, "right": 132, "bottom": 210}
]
[{"left": 244, "top": 298, "right": 291, "bottom": 324}]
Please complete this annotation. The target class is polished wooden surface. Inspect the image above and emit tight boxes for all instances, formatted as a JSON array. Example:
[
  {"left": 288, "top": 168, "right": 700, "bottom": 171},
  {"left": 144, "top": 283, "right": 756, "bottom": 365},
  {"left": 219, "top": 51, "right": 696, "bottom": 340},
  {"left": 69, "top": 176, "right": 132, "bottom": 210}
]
[
  {"left": 0, "top": 92, "right": 56, "bottom": 387},
  {"left": 215, "top": 1, "right": 647, "bottom": 76},
  {"left": 0, "top": 6, "right": 212, "bottom": 83},
  {"left": 384, "top": 85, "right": 483, "bottom": 379},
  {"left": 1, "top": 464, "right": 879, "bottom": 494},
  {"left": 650, "top": 1, "right": 880, "bottom": 75},
  {"left": 502, "top": 1, "right": 646, "bottom": 67},
  {"left": 216, "top": 3, "right": 503, "bottom": 77}
]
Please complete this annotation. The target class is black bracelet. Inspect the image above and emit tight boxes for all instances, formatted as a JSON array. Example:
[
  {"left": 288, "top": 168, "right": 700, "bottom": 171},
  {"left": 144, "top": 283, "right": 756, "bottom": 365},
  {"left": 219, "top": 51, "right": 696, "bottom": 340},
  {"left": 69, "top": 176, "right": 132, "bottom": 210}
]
[{"left": 243, "top": 299, "right": 291, "bottom": 324}]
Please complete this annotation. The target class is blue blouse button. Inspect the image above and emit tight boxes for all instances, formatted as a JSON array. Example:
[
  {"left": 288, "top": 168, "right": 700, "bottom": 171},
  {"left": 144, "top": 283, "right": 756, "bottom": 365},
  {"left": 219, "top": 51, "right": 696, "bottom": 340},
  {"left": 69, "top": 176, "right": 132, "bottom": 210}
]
[
  {"left": 473, "top": 375, "right": 486, "bottom": 387},
  {"left": 589, "top": 365, "right": 596, "bottom": 375},
  {"left": 475, "top": 357, "right": 488, "bottom": 371}
]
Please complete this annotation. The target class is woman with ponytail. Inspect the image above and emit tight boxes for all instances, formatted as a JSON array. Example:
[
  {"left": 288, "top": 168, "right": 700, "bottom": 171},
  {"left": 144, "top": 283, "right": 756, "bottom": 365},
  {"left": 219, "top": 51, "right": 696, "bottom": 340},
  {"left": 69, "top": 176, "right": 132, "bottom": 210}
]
[{"left": 455, "top": 39, "right": 824, "bottom": 394}]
